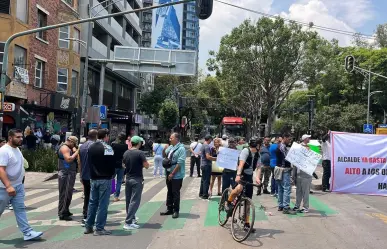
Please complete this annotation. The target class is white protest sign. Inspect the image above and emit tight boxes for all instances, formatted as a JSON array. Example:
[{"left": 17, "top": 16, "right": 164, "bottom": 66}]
[
  {"left": 285, "top": 142, "right": 322, "bottom": 176},
  {"left": 216, "top": 147, "right": 240, "bottom": 171}
]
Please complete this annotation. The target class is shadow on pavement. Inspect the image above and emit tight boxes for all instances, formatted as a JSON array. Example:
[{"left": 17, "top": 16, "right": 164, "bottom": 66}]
[
  {"left": 0, "top": 237, "right": 47, "bottom": 249},
  {"left": 244, "top": 228, "right": 285, "bottom": 247},
  {"left": 179, "top": 213, "right": 200, "bottom": 220}
]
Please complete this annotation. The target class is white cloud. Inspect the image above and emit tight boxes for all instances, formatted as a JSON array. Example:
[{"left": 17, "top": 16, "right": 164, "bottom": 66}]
[
  {"left": 198, "top": 0, "right": 375, "bottom": 73},
  {"left": 198, "top": 0, "right": 273, "bottom": 73}
]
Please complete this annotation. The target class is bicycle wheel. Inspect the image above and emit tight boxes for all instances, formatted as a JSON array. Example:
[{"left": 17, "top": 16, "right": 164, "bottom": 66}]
[
  {"left": 231, "top": 197, "right": 255, "bottom": 242},
  {"left": 218, "top": 188, "right": 230, "bottom": 226}
]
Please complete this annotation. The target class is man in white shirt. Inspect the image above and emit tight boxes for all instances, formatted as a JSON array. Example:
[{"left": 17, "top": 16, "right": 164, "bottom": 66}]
[
  {"left": 321, "top": 131, "right": 332, "bottom": 192},
  {"left": 189, "top": 137, "right": 202, "bottom": 177},
  {"left": 221, "top": 134, "right": 228, "bottom": 148},
  {"left": 0, "top": 129, "right": 43, "bottom": 240}
]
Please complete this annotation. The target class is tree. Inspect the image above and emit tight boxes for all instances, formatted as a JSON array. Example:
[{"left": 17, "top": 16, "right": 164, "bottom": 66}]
[
  {"left": 375, "top": 23, "right": 387, "bottom": 48},
  {"left": 208, "top": 17, "right": 315, "bottom": 135},
  {"left": 158, "top": 99, "right": 179, "bottom": 130}
]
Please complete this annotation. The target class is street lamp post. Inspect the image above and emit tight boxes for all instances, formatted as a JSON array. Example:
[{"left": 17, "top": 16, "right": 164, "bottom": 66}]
[
  {"left": 368, "top": 90, "right": 383, "bottom": 125},
  {"left": 174, "top": 83, "right": 196, "bottom": 132}
]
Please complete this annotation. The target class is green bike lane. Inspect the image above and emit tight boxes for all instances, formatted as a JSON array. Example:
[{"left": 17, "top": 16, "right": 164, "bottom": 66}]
[{"left": 0, "top": 186, "right": 339, "bottom": 249}]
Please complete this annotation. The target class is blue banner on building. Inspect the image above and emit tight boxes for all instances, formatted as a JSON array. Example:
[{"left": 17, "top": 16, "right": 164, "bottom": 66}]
[{"left": 152, "top": 0, "right": 183, "bottom": 49}]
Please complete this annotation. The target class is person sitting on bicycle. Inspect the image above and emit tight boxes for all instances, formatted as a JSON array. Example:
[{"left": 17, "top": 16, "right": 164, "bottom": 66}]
[{"left": 225, "top": 137, "right": 262, "bottom": 231}]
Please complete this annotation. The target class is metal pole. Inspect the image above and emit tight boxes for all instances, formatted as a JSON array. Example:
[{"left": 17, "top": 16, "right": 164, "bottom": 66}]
[
  {"left": 0, "top": 0, "right": 192, "bottom": 135},
  {"left": 81, "top": 21, "right": 92, "bottom": 133},
  {"left": 98, "top": 63, "right": 106, "bottom": 105},
  {"left": 367, "top": 70, "right": 371, "bottom": 125}
]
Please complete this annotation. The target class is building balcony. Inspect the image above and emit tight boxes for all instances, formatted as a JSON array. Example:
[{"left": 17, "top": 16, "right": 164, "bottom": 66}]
[
  {"left": 91, "top": 37, "right": 108, "bottom": 57},
  {"left": 111, "top": 18, "right": 123, "bottom": 37}
]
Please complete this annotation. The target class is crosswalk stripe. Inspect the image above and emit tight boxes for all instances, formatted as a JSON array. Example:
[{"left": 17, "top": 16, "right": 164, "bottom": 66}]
[
  {"left": 25, "top": 188, "right": 50, "bottom": 196},
  {"left": 32, "top": 191, "right": 84, "bottom": 213},
  {"left": 181, "top": 177, "right": 201, "bottom": 200},
  {"left": 25, "top": 191, "right": 59, "bottom": 206}
]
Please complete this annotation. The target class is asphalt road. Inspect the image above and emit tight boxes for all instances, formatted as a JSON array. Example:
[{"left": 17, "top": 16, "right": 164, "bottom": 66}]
[{"left": 1, "top": 158, "right": 387, "bottom": 249}]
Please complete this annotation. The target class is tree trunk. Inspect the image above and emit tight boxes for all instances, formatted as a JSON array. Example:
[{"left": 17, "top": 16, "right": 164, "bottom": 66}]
[{"left": 266, "top": 107, "right": 274, "bottom": 136}]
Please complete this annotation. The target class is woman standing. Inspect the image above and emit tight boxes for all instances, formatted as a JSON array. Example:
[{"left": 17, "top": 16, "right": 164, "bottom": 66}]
[
  {"left": 111, "top": 133, "right": 129, "bottom": 202},
  {"left": 209, "top": 138, "right": 223, "bottom": 196},
  {"left": 153, "top": 138, "right": 164, "bottom": 178}
]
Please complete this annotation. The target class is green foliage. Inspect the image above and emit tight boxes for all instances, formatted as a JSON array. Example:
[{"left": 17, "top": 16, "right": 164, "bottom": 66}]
[
  {"left": 376, "top": 23, "right": 387, "bottom": 48},
  {"left": 22, "top": 148, "right": 58, "bottom": 173},
  {"left": 159, "top": 99, "right": 179, "bottom": 130}
]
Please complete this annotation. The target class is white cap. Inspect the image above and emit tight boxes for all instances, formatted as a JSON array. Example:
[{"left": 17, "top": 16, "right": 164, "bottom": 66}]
[
  {"left": 301, "top": 134, "right": 311, "bottom": 141},
  {"left": 222, "top": 134, "right": 228, "bottom": 139}
]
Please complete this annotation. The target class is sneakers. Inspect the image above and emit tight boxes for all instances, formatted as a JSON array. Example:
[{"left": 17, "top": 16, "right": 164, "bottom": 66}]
[
  {"left": 84, "top": 227, "right": 94, "bottom": 234},
  {"left": 93, "top": 229, "right": 112, "bottom": 236},
  {"left": 172, "top": 212, "right": 179, "bottom": 219},
  {"left": 123, "top": 223, "right": 140, "bottom": 230},
  {"left": 59, "top": 216, "right": 72, "bottom": 221},
  {"left": 292, "top": 206, "right": 299, "bottom": 211},
  {"left": 8, "top": 204, "right": 13, "bottom": 210},
  {"left": 113, "top": 197, "right": 120, "bottom": 202},
  {"left": 299, "top": 208, "right": 309, "bottom": 213},
  {"left": 277, "top": 207, "right": 284, "bottom": 211},
  {"left": 283, "top": 208, "right": 296, "bottom": 215},
  {"left": 81, "top": 219, "right": 86, "bottom": 227},
  {"left": 263, "top": 189, "right": 270, "bottom": 194},
  {"left": 243, "top": 223, "right": 256, "bottom": 233},
  {"left": 24, "top": 230, "right": 43, "bottom": 241}
]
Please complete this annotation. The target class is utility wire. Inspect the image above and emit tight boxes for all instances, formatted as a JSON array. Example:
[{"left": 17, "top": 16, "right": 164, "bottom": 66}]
[{"left": 214, "top": 0, "right": 376, "bottom": 40}]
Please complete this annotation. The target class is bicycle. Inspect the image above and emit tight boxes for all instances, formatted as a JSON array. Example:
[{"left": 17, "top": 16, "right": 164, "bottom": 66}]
[{"left": 218, "top": 180, "right": 260, "bottom": 242}]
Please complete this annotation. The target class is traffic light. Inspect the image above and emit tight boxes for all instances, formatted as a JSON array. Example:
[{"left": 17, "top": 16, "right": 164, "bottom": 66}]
[
  {"left": 195, "top": 0, "right": 213, "bottom": 20},
  {"left": 345, "top": 55, "right": 355, "bottom": 72}
]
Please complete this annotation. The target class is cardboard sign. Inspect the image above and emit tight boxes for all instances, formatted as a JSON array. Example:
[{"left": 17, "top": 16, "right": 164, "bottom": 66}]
[
  {"left": 216, "top": 147, "right": 240, "bottom": 171},
  {"left": 285, "top": 142, "right": 322, "bottom": 176}
]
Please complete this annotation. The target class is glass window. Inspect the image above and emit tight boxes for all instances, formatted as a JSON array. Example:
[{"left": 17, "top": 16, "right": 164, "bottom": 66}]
[
  {"left": 59, "top": 26, "right": 70, "bottom": 49},
  {"left": 71, "top": 70, "right": 78, "bottom": 97},
  {"left": 37, "top": 10, "right": 47, "bottom": 40},
  {"left": 0, "top": 1, "right": 10, "bottom": 14},
  {"left": 16, "top": 0, "right": 28, "bottom": 23},
  {"left": 14, "top": 45, "right": 27, "bottom": 68},
  {"left": 35, "top": 60, "right": 44, "bottom": 88},
  {"left": 104, "top": 78, "right": 113, "bottom": 92},
  {"left": 63, "top": 0, "right": 73, "bottom": 6},
  {"left": 57, "top": 68, "right": 68, "bottom": 93},
  {"left": 72, "top": 28, "right": 80, "bottom": 53}
]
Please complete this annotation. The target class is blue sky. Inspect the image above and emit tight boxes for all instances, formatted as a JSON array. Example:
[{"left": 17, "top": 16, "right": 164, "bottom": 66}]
[{"left": 198, "top": 0, "right": 387, "bottom": 73}]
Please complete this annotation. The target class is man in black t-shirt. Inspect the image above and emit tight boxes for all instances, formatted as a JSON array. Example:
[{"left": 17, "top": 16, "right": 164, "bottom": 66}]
[
  {"left": 84, "top": 129, "right": 115, "bottom": 236},
  {"left": 122, "top": 136, "right": 149, "bottom": 230}
]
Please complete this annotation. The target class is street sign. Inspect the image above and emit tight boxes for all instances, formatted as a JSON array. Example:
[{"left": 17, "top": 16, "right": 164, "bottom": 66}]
[
  {"left": 379, "top": 124, "right": 387, "bottom": 128},
  {"left": 363, "top": 124, "right": 373, "bottom": 133},
  {"left": 93, "top": 105, "right": 107, "bottom": 119},
  {"left": 113, "top": 46, "right": 197, "bottom": 76},
  {"left": 3, "top": 102, "right": 15, "bottom": 112}
]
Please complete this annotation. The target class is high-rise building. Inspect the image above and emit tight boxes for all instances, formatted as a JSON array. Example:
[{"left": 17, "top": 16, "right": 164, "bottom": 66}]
[
  {"left": 79, "top": 0, "right": 143, "bottom": 135},
  {"left": 182, "top": 2, "right": 199, "bottom": 52}
]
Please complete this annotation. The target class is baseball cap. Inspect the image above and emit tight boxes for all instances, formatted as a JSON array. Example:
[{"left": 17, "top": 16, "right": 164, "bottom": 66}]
[
  {"left": 67, "top": 136, "right": 79, "bottom": 145},
  {"left": 131, "top": 135, "right": 144, "bottom": 144},
  {"left": 301, "top": 134, "right": 311, "bottom": 141},
  {"left": 222, "top": 134, "right": 228, "bottom": 139}
]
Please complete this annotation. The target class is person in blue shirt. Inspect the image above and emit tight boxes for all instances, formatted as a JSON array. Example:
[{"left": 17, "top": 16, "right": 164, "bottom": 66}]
[
  {"left": 160, "top": 133, "right": 186, "bottom": 219},
  {"left": 269, "top": 137, "right": 281, "bottom": 197},
  {"left": 153, "top": 138, "right": 164, "bottom": 177}
]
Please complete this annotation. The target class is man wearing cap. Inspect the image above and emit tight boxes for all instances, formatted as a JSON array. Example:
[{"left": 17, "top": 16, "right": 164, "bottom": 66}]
[
  {"left": 161, "top": 133, "right": 186, "bottom": 219},
  {"left": 122, "top": 135, "right": 149, "bottom": 230},
  {"left": 57, "top": 135, "right": 79, "bottom": 221},
  {"left": 221, "top": 134, "right": 229, "bottom": 148},
  {"left": 293, "top": 134, "right": 313, "bottom": 213}
]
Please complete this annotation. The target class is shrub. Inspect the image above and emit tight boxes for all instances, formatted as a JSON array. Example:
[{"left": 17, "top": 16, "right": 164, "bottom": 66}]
[{"left": 22, "top": 148, "right": 58, "bottom": 173}]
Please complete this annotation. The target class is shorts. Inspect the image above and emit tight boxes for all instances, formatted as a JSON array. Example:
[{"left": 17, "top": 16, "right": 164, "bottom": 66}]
[{"left": 241, "top": 174, "right": 253, "bottom": 199}]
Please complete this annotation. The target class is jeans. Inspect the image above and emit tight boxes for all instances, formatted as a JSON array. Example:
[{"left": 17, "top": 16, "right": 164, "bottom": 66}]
[
  {"left": 199, "top": 165, "right": 211, "bottom": 198},
  {"left": 277, "top": 170, "right": 291, "bottom": 209},
  {"left": 153, "top": 155, "right": 163, "bottom": 176},
  {"left": 190, "top": 156, "right": 201, "bottom": 176},
  {"left": 0, "top": 184, "right": 33, "bottom": 234},
  {"left": 166, "top": 178, "right": 183, "bottom": 212},
  {"left": 114, "top": 168, "right": 125, "bottom": 198},
  {"left": 322, "top": 160, "right": 331, "bottom": 191},
  {"left": 82, "top": 179, "right": 91, "bottom": 219},
  {"left": 86, "top": 179, "right": 111, "bottom": 231},
  {"left": 270, "top": 167, "right": 277, "bottom": 194},
  {"left": 222, "top": 170, "right": 236, "bottom": 193},
  {"left": 125, "top": 177, "right": 143, "bottom": 224}
]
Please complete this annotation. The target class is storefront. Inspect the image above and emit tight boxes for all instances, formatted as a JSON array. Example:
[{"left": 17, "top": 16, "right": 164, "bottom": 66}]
[{"left": 22, "top": 93, "right": 76, "bottom": 134}]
